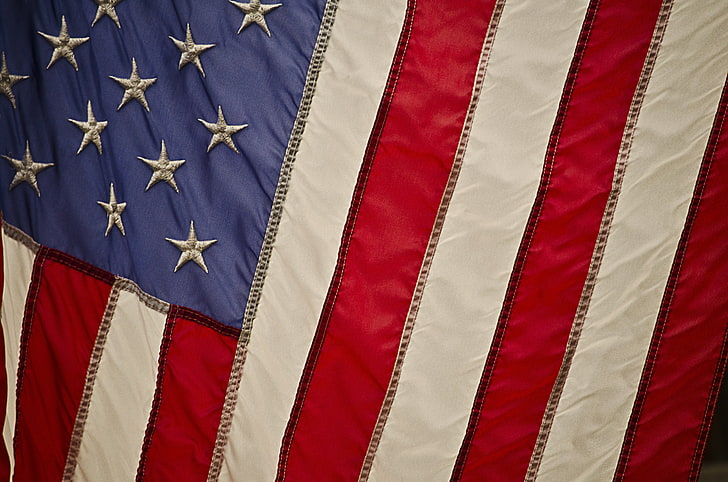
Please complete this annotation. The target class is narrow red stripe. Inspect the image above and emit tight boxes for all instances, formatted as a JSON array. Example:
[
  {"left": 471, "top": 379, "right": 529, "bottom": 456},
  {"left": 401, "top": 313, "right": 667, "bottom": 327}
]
[
  {"left": 0, "top": 220, "right": 8, "bottom": 481},
  {"left": 276, "top": 1, "right": 497, "bottom": 479},
  {"left": 614, "top": 77, "right": 728, "bottom": 481},
  {"left": 136, "top": 306, "right": 237, "bottom": 481},
  {"left": 452, "top": 1, "right": 664, "bottom": 480},
  {"left": 13, "top": 251, "right": 112, "bottom": 481}
]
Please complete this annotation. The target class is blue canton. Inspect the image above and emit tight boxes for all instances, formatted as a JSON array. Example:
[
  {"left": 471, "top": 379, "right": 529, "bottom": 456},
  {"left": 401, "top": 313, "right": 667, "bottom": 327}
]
[{"left": 0, "top": 0, "right": 327, "bottom": 328}]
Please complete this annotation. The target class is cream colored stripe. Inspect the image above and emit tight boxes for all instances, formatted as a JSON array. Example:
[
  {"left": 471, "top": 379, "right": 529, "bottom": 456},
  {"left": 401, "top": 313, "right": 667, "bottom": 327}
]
[
  {"left": 534, "top": 0, "right": 728, "bottom": 479},
  {"left": 366, "top": 0, "right": 590, "bottom": 479},
  {"left": 63, "top": 282, "right": 122, "bottom": 481},
  {"left": 216, "top": 0, "right": 408, "bottom": 480},
  {"left": 1, "top": 224, "right": 36, "bottom": 478},
  {"left": 73, "top": 287, "right": 167, "bottom": 482}
]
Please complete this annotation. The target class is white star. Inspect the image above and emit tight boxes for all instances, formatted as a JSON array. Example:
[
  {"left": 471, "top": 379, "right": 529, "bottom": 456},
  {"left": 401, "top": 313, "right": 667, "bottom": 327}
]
[
  {"left": 97, "top": 183, "right": 126, "bottom": 236},
  {"left": 91, "top": 0, "right": 124, "bottom": 28},
  {"left": 229, "top": 0, "right": 282, "bottom": 36},
  {"left": 166, "top": 221, "right": 217, "bottom": 273},
  {"left": 3, "top": 141, "right": 54, "bottom": 197},
  {"left": 198, "top": 106, "right": 248, "bottom": 153},
  {"left": 68, "top": 100, "right": 108, "bottom": 154},
  {"left": 0, "top": 52, "right": 29, "bottom": 109},
  {"left": 169, "top": 24, "right": 216, "bottom": 77},
  {"left": 138, "top": 140, "right": 186, "bottom": 192},
  {"left": 38, "top": 16, "right": 89, "bottom": 71},
  {"left": 110, "top": 58, "right": 157, "bottom": 111}
]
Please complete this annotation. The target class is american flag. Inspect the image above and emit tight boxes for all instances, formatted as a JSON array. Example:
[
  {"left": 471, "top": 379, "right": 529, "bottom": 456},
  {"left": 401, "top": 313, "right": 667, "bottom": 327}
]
[{"left": 1, "top": 0, "right": 727, "bottom": 480}]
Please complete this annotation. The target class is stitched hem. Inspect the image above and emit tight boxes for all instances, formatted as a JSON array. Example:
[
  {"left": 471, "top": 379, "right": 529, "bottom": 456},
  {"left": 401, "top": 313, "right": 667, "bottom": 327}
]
[
  {"left": 115, "top": 278, "right": 170, "bottom": 316},
  {"left": 174, "top": 305, "right": 240, "bottom": 339},
  {"left": 2, "top": 221, "right": 39, "bottom": 255}
]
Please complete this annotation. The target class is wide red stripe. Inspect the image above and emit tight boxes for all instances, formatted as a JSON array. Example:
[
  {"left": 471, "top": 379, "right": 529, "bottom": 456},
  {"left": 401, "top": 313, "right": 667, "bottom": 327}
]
[
  {"left": 453, "top": 1, "right": 664, "bottom": 480},
  {"left": 136, "top": 306, "right": 237, "bottom": 481},
  {"left": 13, "top": 249, "right": 113, "bottom": 481},
  {"left": 276, "top": 1, "right": 497, "bottom": 479},
  {"left": 614, "top": 77, "right": 728, "bottom": 481}
]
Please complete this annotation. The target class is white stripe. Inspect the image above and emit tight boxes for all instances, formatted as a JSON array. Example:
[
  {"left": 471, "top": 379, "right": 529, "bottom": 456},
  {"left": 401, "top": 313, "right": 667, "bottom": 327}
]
[
  {"left": 74, "top": 288, "right": 166, "bottom": 482},
  {"left": 366, "top": 1, "right": 589, "bottom": 479},
  {"left": 535, "top": 1, "right": 728, "bottom": 479},
  {"left": 0, "top": 229, "right": 35, "bottom": 478},
  {"left": 217, "top": 1, "right": 408, "bottom": 480}
]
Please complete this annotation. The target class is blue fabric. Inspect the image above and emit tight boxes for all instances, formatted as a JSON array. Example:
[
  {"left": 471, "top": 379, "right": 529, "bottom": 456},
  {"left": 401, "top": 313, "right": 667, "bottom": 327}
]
[{"left": 0, "top": 0, "right": 327, "bottom": 328}]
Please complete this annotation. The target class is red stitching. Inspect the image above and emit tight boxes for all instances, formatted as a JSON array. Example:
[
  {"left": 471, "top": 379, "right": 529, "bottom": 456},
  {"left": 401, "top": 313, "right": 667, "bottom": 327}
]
[
  {"left": 172, "top": 305, "right": 241, "bottom": 339},
  {"left": 135, "top": 307, "right": 177, "bottom": 482},
  {"left": 44, "top": 248, "right": 115, "bottom": 285},
  {"left": 12, "top": 246, "right": 48, "bottom": 459}
]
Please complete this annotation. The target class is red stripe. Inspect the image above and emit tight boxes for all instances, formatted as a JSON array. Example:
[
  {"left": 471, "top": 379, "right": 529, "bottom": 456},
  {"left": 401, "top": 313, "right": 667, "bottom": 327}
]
[
  {"left": 136, "top": 306, "right": 237, "bottom": 481},
  {"left": 0, "top": 221, "right": 8, "bottom": 481},
  {"left": 614, "top": 77, "right": 728, "bottom": 481},
  {"left": 452, "top": 1, "right": 663, "bottom": 479},
  {"left": 275, "top": 1, "right": 497, "bottom": 479},
  {"left": 13, "top": 250, "right": 112, "bottom": 481}
]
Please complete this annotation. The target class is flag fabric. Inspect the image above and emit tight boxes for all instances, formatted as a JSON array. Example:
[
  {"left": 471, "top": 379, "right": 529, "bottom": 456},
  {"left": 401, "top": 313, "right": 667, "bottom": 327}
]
[{"left": 1, "top": 0, "right": 728, "bottom": 480}]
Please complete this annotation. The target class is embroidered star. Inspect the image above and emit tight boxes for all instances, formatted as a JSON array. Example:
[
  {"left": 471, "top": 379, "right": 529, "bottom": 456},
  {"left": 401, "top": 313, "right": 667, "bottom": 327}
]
[
  {"left": 0, "top": 52, "right": 29, "bottom": 109},
  {"left": 97, "top": 183, "right": 126, "bottom": 236},
  {"left": 68, "top": 100, "right": 108, "bottom": 154},
  {"left": 198, "top": 106, "right": 248, "bottom": 153},
  {"left": 91, "top": 0, "right": 124, "bottom": 28},
  {"left": 138, "top": 140, "right": 186, "bottom": 192},
  {"left": 169, "top": 24, "right": 215, "bottom": 77},
  {"left": 3, "top": 141, "right": 54, "bottom": 197},
  {"left": 110, "top": 58, "right": 157, "bottom": 111},
  {"left": 166, "top": 221, "right": 217, "bottom": 273},
  {"left": 38, "top": 16, "right": 89, "bottom": 71},
  {"left": 229, "top": 0, "right": 282, "bottom": 36}
]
